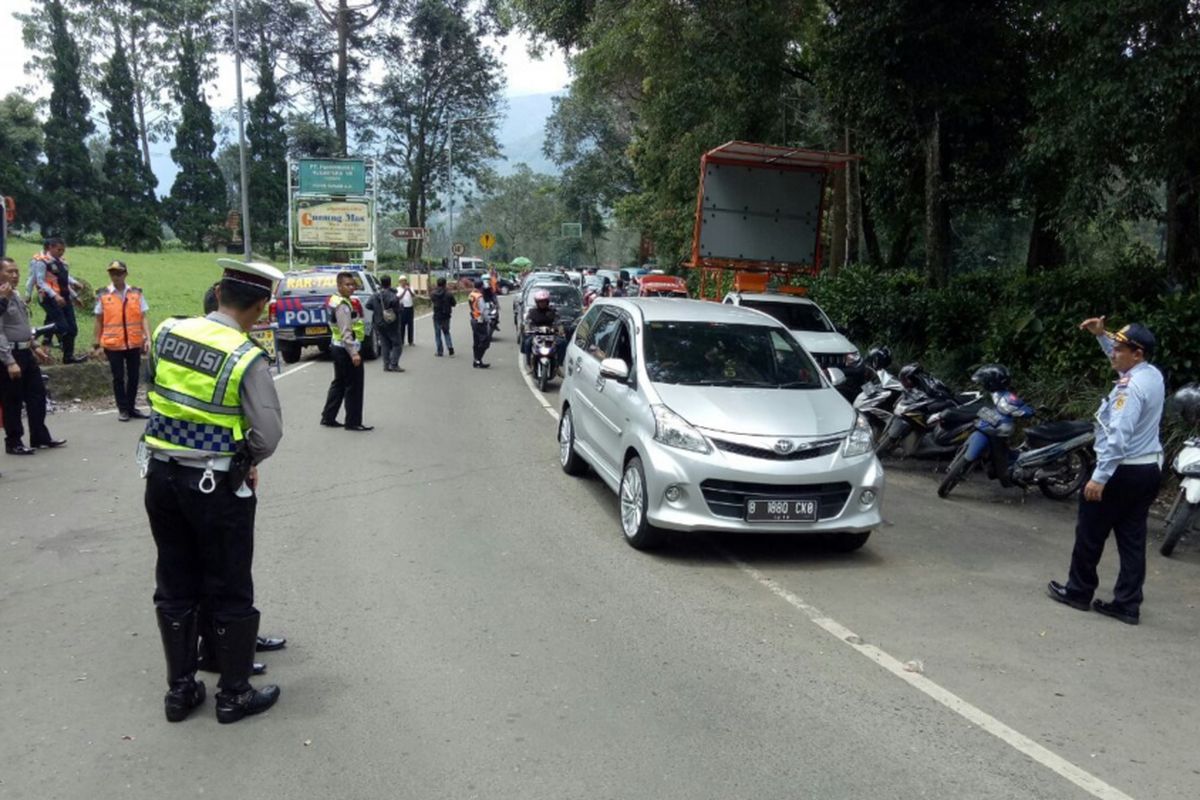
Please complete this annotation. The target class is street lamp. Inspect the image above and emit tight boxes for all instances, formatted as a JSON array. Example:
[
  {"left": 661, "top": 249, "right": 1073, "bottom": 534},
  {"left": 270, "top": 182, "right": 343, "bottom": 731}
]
[
  {"left": 447, "top": 113, "right": 501, "bottom": 270},
  {"left": 232, "top": 0, "right": 251, "bottom": 257}
]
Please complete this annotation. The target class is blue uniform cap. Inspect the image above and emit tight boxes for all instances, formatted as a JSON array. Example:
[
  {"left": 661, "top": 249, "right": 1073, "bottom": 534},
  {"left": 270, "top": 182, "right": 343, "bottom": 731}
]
[{"left": 1107, "top": 323, "right": 1155, "bottom": 358}]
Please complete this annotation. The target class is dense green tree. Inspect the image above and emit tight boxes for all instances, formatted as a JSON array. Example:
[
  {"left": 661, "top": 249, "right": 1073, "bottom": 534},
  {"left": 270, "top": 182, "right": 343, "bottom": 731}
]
[
  {"left": 164, "top": 30, "right": 226, "bottom": 250},
  {"left": 39, "top": 0, "right": 101, "bottom": 243},
  {"left": 374, "top": 0, "right": 504, "bottom": 259},
  {"left": 1031, "top": 0, "right": 1200, "bottom": 288},
  {"left": 99, "top": 32, "right": 161, "bottom": 251},
  {"left": 246, "top": 49, "right": 289, "bottom": 256},
  {"left": 0, "top": 94, "right": 44, "bottom": 229}
]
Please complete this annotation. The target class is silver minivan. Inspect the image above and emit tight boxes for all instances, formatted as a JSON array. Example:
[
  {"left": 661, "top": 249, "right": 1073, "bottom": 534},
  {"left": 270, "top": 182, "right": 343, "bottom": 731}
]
[{"left": 557, "top": 298, "right": 884, "bottom": 550}]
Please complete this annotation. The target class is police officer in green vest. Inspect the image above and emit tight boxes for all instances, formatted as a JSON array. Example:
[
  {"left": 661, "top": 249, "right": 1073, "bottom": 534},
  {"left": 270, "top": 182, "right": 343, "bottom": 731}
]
[
  {"left": 142, "top": 259, "right": 285, "bottom": 724},
  {"left": 320, "top": 270, "right": 373, "bottom": 431}
]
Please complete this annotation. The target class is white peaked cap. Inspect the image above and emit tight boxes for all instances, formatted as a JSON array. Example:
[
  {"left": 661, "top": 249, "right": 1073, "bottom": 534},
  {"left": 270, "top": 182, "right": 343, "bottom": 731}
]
[{"left": 216, "top": 258, "right": 285, "bottom": 291}]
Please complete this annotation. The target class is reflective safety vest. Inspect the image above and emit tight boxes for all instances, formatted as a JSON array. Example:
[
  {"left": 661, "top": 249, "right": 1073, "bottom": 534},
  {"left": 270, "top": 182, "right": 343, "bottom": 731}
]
[
  {"left": 469, "top": 290, "right": 484, "bottom": 321},
  {"left": 144, "top": 317, "right": 263, "bottom": 455},
  {"left": 32, "top": 253, "right": 66, "bottom": 299},
  {"left": 98, "top": 287, "right": 146, "bottom": 350},
  {"left": 326, "top": 294, "right": 365, "bottom": 345}
]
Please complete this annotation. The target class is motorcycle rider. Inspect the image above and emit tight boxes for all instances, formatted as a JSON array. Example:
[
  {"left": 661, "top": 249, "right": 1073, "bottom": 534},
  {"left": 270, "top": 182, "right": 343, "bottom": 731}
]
[
  {"left": 1047, "top": 318, "right": 1164, "bottom": 625},
  {"left": 522, "top": 289, "right": 562, "bottom": 371}
]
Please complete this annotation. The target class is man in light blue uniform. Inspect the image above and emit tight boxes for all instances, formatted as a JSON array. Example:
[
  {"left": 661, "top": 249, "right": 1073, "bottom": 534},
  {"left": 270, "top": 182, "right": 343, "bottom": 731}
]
[{"left": 1048, "top": 318, "right": 1164, "bottom": 625}]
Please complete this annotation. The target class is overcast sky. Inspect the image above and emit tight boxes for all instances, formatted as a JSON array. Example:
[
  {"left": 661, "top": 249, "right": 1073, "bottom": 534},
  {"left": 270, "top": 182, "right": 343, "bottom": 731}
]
[{"left": 0, "top": 1, "right": 571, "bottom": 106}]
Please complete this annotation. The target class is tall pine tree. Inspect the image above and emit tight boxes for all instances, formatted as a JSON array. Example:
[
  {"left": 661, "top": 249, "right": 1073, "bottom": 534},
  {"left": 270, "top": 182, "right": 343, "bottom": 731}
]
[
  {"left": 164, "top": 29, "right": 226, "bottom": 251},
  {"left": 246, "top": 49, "right": 288, "bottom": 256},
  {"left": 100, "top": 31, "right": 161, "bottom": 251},
  {"left": 39, "top": 0, "right": 100, "bottom": 243}
]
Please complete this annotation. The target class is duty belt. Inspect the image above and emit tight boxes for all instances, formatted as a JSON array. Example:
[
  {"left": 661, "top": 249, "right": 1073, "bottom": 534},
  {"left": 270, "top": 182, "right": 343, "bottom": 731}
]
[{"left": 11, "top": 340, "right": 34, "bottom": 350}]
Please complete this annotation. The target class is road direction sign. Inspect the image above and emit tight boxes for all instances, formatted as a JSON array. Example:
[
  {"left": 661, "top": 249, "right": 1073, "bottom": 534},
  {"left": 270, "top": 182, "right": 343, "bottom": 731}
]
[
  {"left": 391, "top": 227, "right": 429, "bottom": 240},
  {"left": 452, "top": 242, "right": 466, "bottom": 257},
  {"left": 298, "top": 158, "right": 366, "bottom": 195},
  {"left": 479, "top": 232, "right": 496, "bottom": 250}
]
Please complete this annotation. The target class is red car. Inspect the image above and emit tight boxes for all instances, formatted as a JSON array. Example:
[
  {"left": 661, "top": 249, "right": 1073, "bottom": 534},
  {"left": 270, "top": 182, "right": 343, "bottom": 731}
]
[{"left": 637, "top": 275, "right": 689, "bottom": 298}]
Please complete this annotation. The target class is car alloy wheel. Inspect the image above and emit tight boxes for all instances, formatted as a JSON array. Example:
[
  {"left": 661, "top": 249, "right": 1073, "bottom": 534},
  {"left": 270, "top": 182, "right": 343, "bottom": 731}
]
[
  {"left": 558, "top": 408, "right": 586, "bottom": 476},
  {"left": 620, "top": 463, "right": 644, "bottom": 538},
  {"left": 619, "top": 457, "right": 663, "bottom": 550}
]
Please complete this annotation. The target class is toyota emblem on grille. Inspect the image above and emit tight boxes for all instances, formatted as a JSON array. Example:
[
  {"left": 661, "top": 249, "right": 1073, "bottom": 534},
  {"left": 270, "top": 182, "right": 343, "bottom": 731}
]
[{"left": 774, "top": 439, "right": 795, "bottom": 454}]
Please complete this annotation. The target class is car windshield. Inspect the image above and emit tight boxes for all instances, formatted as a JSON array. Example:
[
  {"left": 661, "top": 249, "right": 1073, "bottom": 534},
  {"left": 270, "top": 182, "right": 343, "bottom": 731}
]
[
  {"left": 526, "top": 285, "right": 583, "bottom": 314},
  {"left": 643, "top": 321, "right": 824, "bottom": 389},
  {"left": 739, "top": 300, "right": 834, "bottom": 333}
]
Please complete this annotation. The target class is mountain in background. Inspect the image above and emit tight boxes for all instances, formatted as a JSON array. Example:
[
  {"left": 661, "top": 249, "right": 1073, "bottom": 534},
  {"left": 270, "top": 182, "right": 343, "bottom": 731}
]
[{"left": 149, "top": 91, "right": 564, "bottom": 198}]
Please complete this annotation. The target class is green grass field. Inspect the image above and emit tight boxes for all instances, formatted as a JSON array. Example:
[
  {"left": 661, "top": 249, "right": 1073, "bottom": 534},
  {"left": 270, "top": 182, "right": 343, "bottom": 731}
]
[{"left": 5, "top": 240, "right": 236, "bottom": 344}]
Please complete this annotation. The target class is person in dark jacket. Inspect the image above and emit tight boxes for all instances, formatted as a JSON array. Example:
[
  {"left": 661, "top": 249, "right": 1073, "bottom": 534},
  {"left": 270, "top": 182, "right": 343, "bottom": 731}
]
[
  {"left": 430, "top": 277, "right": 457, "bottom": 357},
  {"left": 369, "top": 275, "right": 404, "bottom": 372}
]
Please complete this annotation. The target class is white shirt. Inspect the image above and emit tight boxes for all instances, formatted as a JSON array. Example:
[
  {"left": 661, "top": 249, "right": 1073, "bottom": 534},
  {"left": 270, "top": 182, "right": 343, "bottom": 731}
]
[{"left": 398, "top": 287, "right": 414, "bottom": 308}]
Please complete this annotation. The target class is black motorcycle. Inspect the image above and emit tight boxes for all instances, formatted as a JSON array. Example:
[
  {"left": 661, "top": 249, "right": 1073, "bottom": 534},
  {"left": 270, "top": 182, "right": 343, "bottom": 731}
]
[
  {"left": 937, "top": 366, "right": 1094, "bottom": 500},
  {"left": 852, "top": 347, "right": 902, "bottom": 445},
  {"left": 529, "top": 325, "right": 565, "bottom": 392},
  {"left": 875, "top": 364, "right": 983, "bottom": 459}
]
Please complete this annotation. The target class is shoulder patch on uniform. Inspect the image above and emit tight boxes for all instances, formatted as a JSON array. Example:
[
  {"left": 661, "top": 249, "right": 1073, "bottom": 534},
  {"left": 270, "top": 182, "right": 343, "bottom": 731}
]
[{"left": 1114, "top": 395, "right": 1127, "bottom": 411}]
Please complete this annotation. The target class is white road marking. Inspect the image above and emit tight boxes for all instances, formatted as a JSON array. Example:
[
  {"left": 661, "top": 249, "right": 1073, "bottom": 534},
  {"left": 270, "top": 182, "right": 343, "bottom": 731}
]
[
  {"left": 517, "top": 352, "right": 561, "bottom": 421},
  {"left": 272, "top": 361, "right": 313, "bottom": 381},
  {"left": 514, "top": 356, "right": 1134, "bottom": 800}
]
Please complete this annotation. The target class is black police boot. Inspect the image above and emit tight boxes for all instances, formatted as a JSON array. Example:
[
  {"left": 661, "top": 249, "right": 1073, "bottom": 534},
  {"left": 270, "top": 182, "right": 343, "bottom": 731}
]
[
  {"left": 213, "top": 612, "right": 280, "bottom": 724},
  {"left": 155, "top": 608, "right": 206, "bottom": 722},
  {"left": 197, "top": 614, "right": 267, "bottom": 675}
]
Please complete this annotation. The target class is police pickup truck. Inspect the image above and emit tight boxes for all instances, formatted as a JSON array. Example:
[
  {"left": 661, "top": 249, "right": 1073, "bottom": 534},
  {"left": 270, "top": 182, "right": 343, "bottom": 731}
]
[{"left": 270, "top": 266, "right": 382, "bottom": 364}]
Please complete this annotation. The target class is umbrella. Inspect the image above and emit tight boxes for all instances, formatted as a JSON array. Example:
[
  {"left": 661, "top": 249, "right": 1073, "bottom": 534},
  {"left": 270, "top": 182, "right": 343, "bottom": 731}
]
[{"left": 510, "top": 256, "right": 532, "bottom": 268}]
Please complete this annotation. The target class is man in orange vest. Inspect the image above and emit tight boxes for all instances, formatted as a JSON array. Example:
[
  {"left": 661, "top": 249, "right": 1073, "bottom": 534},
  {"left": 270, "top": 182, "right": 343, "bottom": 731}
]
[
  {"left": 91, "top": 261, "right": 150, "bottom": 421},
  {"left": 469, "top": 278, "right": 491, "bottom": 368},
  {"left": 29, "top": 237, "right": 85, "bottom": 363}
]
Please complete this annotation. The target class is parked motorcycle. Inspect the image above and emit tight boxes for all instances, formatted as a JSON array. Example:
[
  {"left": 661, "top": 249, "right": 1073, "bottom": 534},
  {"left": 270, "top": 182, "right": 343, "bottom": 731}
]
[
  {"left": 529, "top": 325, "right": 565, "bottom": 392},
  {"left": 937, "top": 365, "right": 1095, "bottom": 500},
  {"left": 1161, "top": 385, "right": 1200, "bottom": 556},
  {"left": 853, "top": 347, "right": 903, "bottom": 444},
  {"left": 875, "top": 363, "right": 984, "bottom": 458}
]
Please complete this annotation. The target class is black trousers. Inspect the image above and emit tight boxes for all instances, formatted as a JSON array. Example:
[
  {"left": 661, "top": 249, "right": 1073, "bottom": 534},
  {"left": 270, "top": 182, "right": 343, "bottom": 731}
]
[
  {"left": 145, "top": 459, "right": 257, "bottom": 623},
  {"left": 1066, "top": 463, "right": 1161, "bottom": 612},
  {"left": 0, "top": 348, "right": 52, "bottom": 448},
  {"left": 40, "top": 297, "right": 78, "bottom": 361},
  {"left": 322, "top": 346, "right": 364, "bottom": 426},
  {"left": 399, "top": 306, "right": 415, "bottom": 344},
  {"left": 471, "top": 320, "right": 491, "bottom": 363},
  {"left": 105, "top": 347, "right": 141, "bottom": 413}
]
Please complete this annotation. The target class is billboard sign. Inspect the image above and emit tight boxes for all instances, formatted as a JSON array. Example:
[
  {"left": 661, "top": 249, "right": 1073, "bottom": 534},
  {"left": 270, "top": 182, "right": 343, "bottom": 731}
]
[
  {"left": 298, "top": 158, "right": 366, "bottom": 195},
  {"left": 294, "top": 197, "right": 373, "bottom": 250}
]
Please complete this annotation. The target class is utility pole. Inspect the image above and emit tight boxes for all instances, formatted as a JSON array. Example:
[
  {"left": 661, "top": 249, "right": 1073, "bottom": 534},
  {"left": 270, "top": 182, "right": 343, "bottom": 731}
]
[
  {"left": 447, "top": 113, "right": 501, "bottom": 271},
  {"left": 233, "top": 0, "right": 252, "bottom": 257}
]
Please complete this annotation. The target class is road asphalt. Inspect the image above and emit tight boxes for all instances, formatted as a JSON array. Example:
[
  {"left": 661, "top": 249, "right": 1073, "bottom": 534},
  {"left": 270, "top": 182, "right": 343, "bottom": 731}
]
[{"left": 1, "top": 310, "right": 1198, "bottom": 800}]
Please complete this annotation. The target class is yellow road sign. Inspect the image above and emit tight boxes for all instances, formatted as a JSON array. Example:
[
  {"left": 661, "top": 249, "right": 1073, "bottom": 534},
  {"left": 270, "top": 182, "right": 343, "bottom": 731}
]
[{"left": 479, "top": 232, "right": 496, "bottom": 251}]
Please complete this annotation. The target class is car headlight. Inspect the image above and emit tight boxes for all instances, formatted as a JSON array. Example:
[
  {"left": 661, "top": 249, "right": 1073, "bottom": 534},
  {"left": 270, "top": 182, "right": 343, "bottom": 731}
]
[
  {"left": 844, "top": 350, "right": 862, "bottom": 367},
  {"left": 843, "top": 413, "right": 874, "bottom": 458},
  {"left": 652, "top": 405, "right": 711, "bottom": 454}
]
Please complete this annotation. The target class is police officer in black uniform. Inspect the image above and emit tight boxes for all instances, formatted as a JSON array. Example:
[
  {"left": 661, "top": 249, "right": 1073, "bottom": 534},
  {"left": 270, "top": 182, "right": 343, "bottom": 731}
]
[{"left": 144, "top": 259, "right": 285, "bottom": 723}]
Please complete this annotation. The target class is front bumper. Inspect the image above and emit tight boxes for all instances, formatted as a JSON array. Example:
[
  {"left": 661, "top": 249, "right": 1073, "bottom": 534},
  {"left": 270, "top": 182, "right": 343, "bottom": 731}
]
[{"left": 637, "top": 434, "right": 885, "bottom": 535}]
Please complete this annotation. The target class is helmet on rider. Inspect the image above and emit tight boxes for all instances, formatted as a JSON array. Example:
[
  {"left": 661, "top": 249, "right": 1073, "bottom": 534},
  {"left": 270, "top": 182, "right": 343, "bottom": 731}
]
[
  {"left": 1174, "top": 383, "right": 1200, "bottom": 424},
  {"left": 971, "top": 364, "right": 1012, "bottom": 393},
  {"left": 534, "top": 288, "right": 551, "bottom": 307},
  {"left": 898, "top": 363, "right": 922, "bottom": 390},
  {"left": 473, "top": 278, "right": 484, "bottom": 290},
  {"left": 865, "top": 346, "right": 892, "bottom": 370}
]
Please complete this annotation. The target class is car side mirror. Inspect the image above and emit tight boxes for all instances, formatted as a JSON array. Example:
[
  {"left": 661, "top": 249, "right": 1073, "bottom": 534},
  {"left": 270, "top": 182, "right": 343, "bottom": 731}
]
[
  {"left": 826, "top": 367, "right": 847, "bottom": 387},
  {"left": 600, "top": 358, "right": 631, "bottom": 383}
]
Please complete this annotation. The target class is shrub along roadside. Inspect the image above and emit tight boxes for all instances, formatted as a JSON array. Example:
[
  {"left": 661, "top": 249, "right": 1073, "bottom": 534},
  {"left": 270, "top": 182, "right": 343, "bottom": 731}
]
[{"left": 801, "top": 254, "right": 1199, "bottom": 461}]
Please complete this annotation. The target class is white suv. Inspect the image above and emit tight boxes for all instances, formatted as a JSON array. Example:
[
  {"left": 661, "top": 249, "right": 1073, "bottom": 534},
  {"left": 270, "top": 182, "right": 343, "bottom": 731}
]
[{"left": 722, "top": 292, "right": 864, "bottom": 397}]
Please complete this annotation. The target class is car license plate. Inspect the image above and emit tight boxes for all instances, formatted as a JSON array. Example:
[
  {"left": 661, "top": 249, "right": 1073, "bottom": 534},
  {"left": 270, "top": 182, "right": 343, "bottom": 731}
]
[
  {"left": 305, "top": 326, "right": 329, "bottom": 336},
  {"left": 745, "top": 498, "right": 818, "bottom": 523}
]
